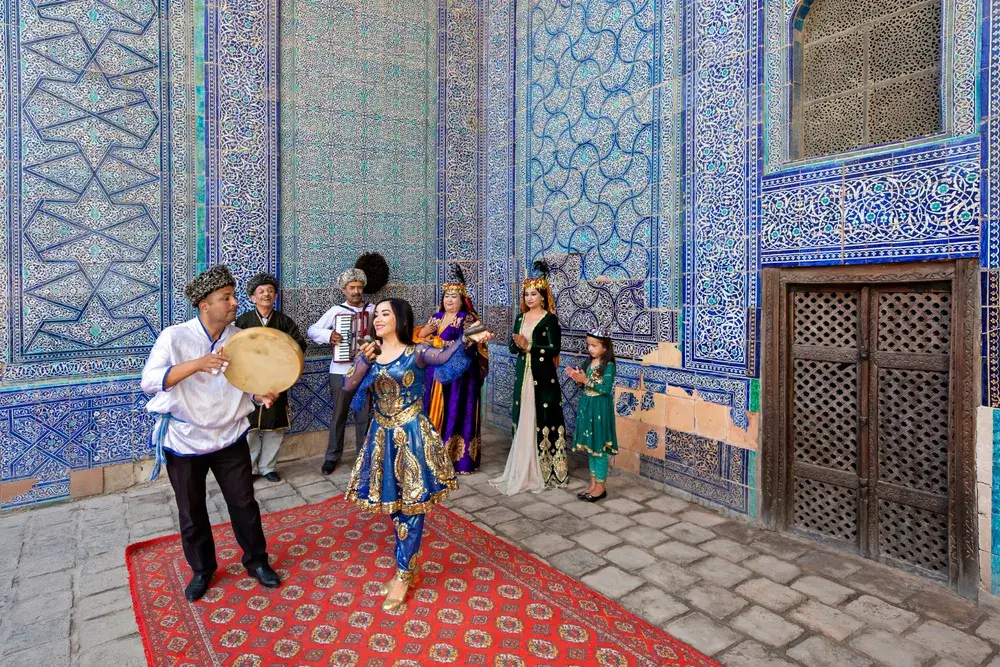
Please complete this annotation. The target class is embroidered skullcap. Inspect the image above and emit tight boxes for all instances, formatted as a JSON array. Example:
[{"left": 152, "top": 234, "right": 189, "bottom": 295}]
[
  {"left": 185, "top": 265, "right": 236, "bottom": 306},
  {"left": 587, "top": 327, "right": 613, "bottom": 340},
  {"left": 246, "top": 272, "right": 279, "bottom": 297},
  {"left": 338, "top": 267, "right": 367, "bottom": 290}
]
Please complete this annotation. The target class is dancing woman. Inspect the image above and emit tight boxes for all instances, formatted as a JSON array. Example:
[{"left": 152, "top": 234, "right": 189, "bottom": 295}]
[
  {"left": 343, "top": 298, "right": 492, "bottom": 611},
  {"left": 415, "top": 265, "right": 488, "bottom": 474},
  {"left": 491, "top": 260, "right": 568, "bottom": 494}
]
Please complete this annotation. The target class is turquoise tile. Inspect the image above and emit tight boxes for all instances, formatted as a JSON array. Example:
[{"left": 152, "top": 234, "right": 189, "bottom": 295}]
[{"left": 992, "top": 554, "right": 1000, "bottom": 595}]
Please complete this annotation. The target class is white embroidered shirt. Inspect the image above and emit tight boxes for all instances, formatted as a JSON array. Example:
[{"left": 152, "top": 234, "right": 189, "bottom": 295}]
[{"left": 141, "top": 317, "right": 257, "bottom": 456}]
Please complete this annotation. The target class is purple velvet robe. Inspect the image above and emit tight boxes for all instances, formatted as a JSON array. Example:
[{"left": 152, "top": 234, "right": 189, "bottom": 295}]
[{"left": 421, "top": 312, "right": 485, "bottom": 473}]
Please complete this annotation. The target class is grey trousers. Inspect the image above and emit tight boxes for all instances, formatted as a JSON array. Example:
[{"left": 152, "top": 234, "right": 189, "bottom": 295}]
[
  {"left": 325, "top": 373, "right": 370, "bottom": 464},
  {"left": 247, "top": 429, "right": 283, "bottom": 475}
]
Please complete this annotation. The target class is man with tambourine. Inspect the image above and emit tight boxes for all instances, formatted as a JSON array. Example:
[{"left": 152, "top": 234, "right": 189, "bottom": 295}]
[{"left": 140, "top": 265, "right": 282, "bottom": 601}]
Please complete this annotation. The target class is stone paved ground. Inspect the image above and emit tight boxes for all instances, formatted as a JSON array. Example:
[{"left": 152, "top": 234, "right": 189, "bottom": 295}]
[{"left": 4, "top": 427, "right": 1000, "bottom": 666}]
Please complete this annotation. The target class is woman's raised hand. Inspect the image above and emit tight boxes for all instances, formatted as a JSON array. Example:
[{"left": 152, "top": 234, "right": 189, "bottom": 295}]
[{"left": 359, "top": 340, "right": 381, "bottom": 362}]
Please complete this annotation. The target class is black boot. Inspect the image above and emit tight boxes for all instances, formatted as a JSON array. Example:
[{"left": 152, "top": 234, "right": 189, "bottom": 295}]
[{"left": 321, "top": 460, "right": 337, "bottom": 475}]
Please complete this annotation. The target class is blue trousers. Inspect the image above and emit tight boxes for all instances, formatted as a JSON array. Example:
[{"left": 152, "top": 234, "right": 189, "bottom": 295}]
[{"left": 391, "top": 512, "right": 425, "bottom": 572}]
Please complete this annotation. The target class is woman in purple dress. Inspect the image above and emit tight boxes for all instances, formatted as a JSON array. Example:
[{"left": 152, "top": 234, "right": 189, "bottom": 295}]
[{"left": 415, "top": 266, "right": 488, "bottom": 474}]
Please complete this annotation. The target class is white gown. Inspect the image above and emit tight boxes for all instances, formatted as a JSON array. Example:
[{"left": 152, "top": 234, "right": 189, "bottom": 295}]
[{"left": 490, "top": 318, "right": 545, "bottom": 495}]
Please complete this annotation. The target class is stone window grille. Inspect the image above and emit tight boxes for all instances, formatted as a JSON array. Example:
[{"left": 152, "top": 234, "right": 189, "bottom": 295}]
[{"left": 791, "top": 0, "right": 943, "bottom": 160}]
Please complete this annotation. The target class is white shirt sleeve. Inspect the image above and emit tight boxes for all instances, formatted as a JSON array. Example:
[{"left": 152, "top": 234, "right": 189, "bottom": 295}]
[
  {"left": 141, "top": 329, "right": 175, "bottom": 395},
  {"left": 307, "top": 304, "right": 339, "bottom": 346}
]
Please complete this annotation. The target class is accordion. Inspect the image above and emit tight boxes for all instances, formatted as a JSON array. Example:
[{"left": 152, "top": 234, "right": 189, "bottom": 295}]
[{"left": 332, "top": 313, "right": 357, "bottom": 362}]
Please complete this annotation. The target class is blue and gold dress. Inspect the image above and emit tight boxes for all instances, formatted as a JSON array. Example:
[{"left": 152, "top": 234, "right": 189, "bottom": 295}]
[{"left": 342, "top": 342, "right": 468, "bottom": 577}]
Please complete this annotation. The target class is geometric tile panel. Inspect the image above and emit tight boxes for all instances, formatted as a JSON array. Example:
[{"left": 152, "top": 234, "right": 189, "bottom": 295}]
[
  {"left": 482, "top": 0, "right": 516, "bottom": 308},
  {"left": 0, "top": 379, "right": 151, "bottom": 508},
  {"left": 287, "top": 359, "right": 363, "bottom": 436},
  {"left": 986, "top": 271, "right": 1000, "bottom": 407},
  {"left": 437, "top": 0, "right": 483, "bottom": 303},
  {"left": 1, "top": 0, "right": 198, "bottom": 382},
  {"left": 683, "top": 0, "right": 759, "bottom": 376},
  {"left": 276, "top": 0, "right": 438, "bottom": 332},
  {"left": 986, "top": 0, "right": 1000, "bottom": 270},
  {"left": 521, "top": 0, "right": 681, "bottom": 345},
  {"left": 205, "top": 0, "right": 280, "bottom": 298},
  {"left": 0, "top": 363, "right": 346, "bottom": 508}
]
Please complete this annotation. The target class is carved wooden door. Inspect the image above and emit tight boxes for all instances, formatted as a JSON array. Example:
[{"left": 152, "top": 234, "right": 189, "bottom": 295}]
[{"left": 788, "top": 283, "right": 952, "bottom": 581}]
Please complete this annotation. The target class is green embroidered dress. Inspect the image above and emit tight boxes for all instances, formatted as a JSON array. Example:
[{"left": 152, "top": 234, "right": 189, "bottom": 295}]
[{"left": 572, "top": 360, "right": 618, "bottom": 457}]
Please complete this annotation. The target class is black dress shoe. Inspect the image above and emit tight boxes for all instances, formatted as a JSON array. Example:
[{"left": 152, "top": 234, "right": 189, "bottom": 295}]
[
  {"left": 321, "top": 460, "right": 337, "bottom": 475},
  {"left": 185, "top": 573, "right": 213, "bottom": 601},
  {"left": 583, "top": 491, "right": 607, "bottom": 503},
  {"left": 250, "top": 564, "right": 280, "bottom": 588},
  {"left": 263, "top": 472, "right": 281, "bottom": 482}
]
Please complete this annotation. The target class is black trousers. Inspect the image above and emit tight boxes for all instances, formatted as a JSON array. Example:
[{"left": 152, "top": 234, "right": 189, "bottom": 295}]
[
  {"left": 165, "top": 437, "right": 269, "bottom": 576},
  {"left": 325, "top": 373, "right": 370, "bottom": 464}
]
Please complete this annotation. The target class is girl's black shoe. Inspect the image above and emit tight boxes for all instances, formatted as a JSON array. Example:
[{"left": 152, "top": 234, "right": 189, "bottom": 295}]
[{"left": 583, "top": 491, "right": 607, "bottom": 503}]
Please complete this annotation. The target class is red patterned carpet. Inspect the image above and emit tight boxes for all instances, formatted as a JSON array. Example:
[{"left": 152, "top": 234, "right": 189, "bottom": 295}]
[{"left": 127, "top": 496, "right": 717, "bottom": 666}]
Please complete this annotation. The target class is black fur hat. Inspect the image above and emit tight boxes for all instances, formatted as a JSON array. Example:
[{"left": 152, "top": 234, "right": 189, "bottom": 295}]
[
  {"left": 184, "top": 265, "right": 236, "bottom": 306},
  {"left": 355, "top": 252, "right": 390, "bottom": 294}
]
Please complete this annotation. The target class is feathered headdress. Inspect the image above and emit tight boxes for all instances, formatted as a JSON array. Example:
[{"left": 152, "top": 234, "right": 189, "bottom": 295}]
[
  {"left": 355, "top": 252, "right": 389, "bottom": 294},
  {"left": 520, "top": 259, "right": 556, "bottom": 313},
  {"left": 439, "top": 263, "right": 479, "bottom": 317},
  {"left": 522, "top": 259, "right": 551, "bottom": 292},
  {"left": 441, "top": 264, "right": 467, "bottom": 296}
]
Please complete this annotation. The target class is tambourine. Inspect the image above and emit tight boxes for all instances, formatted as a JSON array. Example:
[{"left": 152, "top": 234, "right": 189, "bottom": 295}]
[{"left": 223, "top": 328, "right": 305, "bottom": 395}]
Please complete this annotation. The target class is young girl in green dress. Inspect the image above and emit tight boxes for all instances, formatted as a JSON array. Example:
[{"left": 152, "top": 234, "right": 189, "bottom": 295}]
[{"left": 566, "top": 329, "right": 617, "bottom": 502}]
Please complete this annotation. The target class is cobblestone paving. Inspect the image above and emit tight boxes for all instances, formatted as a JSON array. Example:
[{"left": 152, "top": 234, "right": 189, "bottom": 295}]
[{"left": 3, "top": 428, "right": 1000, "bottom": 666}]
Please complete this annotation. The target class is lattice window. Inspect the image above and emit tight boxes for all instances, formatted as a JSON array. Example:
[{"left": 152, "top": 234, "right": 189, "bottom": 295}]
[
  {"left": 876, "top": 291, "right": 951, "bottom": 354},
  {"left": 793, "top": 360, "right": 859, "bottom": 472},
  {"left": 878, "top": 500, "right": 948, "bottom": 573},
  {"left": 794, "top": 477, "right": 859, "bottom": 544},
  {"left": 791, "top": 0, "right": 942, "bottom": 159}
]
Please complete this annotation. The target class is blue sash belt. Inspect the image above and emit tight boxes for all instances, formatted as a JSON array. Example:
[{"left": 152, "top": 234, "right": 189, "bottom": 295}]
[{"left": 149, "top": 412, "right": 187, "bottom": 481}]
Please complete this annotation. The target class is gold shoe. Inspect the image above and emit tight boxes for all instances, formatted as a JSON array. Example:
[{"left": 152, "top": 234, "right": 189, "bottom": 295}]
[
  {"left": 379, "top": 562, "right": 419, "bottom": 596},
  {"left": 381, "top": 576, "right": 410, "bottom": 612},
  {"left": 382, "top": 585, "right": 409, "bottom": 612}
]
